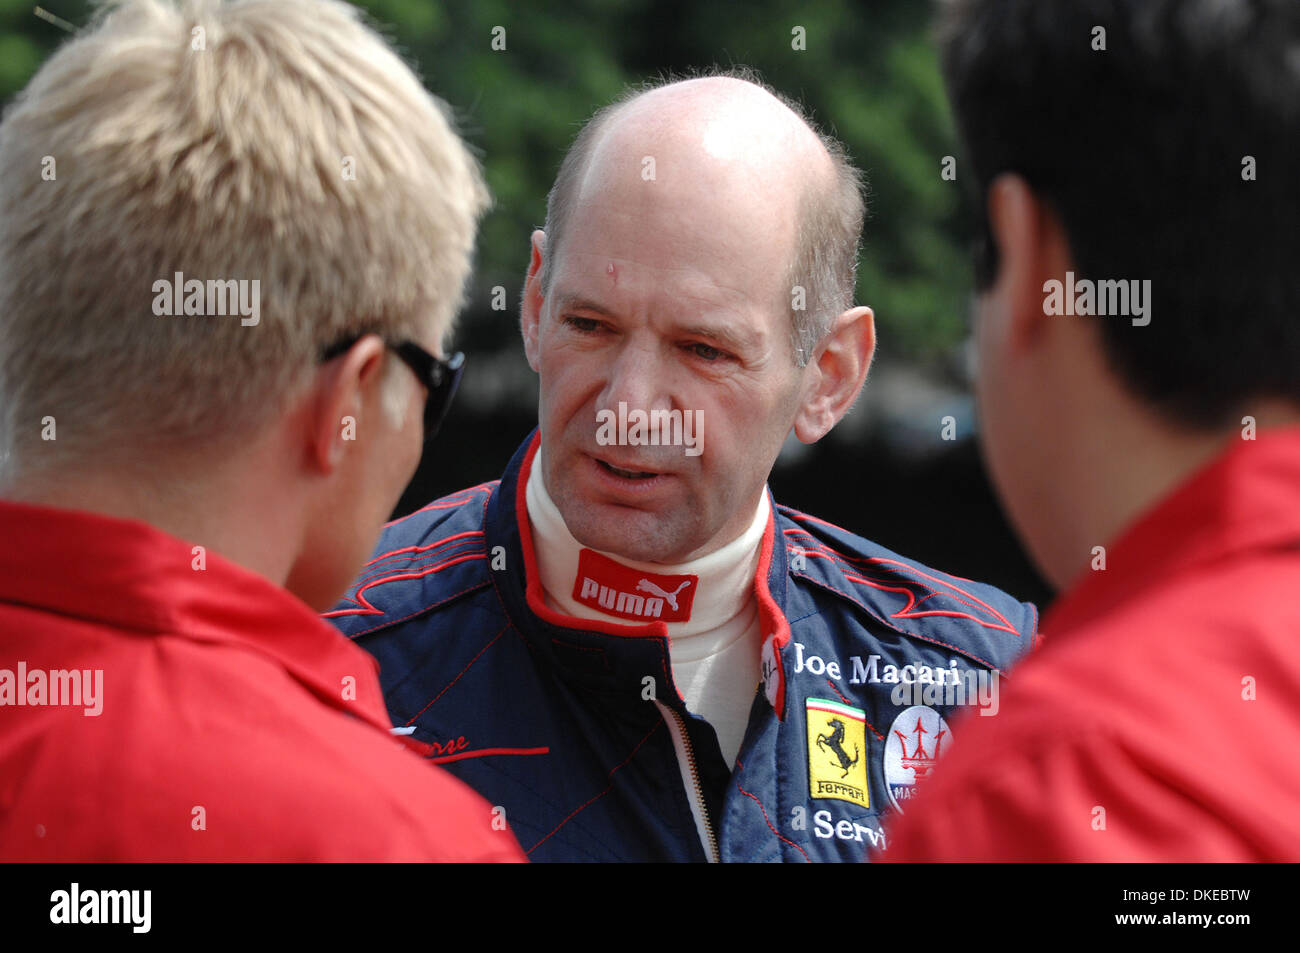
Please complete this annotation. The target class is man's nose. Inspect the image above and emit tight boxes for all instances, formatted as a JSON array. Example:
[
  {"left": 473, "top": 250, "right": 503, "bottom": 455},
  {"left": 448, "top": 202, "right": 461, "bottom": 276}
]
[{"left": 599, "top": 339, "right": 672, "bottom": 414}]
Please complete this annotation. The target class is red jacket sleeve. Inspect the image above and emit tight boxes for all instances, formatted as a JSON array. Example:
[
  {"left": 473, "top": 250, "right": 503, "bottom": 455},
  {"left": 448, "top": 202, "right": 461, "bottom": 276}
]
[{"left": 880, "top": 723, "right": 1250, "bottom": 862}]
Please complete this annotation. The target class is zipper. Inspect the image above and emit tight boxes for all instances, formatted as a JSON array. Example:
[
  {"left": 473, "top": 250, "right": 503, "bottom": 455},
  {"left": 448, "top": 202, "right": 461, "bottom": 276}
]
[{"left": 655, "top": 700, "right": 720, "bottom": 863}]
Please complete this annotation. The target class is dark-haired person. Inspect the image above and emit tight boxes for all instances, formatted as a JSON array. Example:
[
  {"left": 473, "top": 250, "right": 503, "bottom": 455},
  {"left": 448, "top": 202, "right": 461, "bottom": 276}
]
[
  {"left": 326, "top": 72, "right": 1038, "bottom": 862},
  {"left": 883, "top": 0, "right": 1300, "bottom": 861}
]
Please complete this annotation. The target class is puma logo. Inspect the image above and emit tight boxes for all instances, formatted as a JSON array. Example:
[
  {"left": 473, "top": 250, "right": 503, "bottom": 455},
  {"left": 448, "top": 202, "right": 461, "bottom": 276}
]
[
  {"left": 573, "top": 549, "right": 697, "bottom": 622},
  {"left": 635, "top": 579, "right": 692, "bottom": 612}
]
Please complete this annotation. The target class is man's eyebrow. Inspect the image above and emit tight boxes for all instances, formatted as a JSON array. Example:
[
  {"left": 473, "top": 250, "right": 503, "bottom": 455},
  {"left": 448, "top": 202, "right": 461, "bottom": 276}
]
[
  {"left": 552, "top": 293, "right": 616, "bottom": 318},
  {"left": 678, "top": 322, "right": 760, "bottom": 354}
]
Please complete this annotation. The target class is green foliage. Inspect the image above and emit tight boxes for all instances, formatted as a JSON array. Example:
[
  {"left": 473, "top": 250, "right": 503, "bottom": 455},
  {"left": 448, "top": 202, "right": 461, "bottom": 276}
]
[{"left": 0, "top": 0, "right": 974, "bottom": 368}]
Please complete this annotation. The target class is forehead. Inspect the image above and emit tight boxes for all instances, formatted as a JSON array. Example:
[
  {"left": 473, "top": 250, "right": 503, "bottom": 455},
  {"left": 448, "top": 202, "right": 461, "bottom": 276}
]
[
  {"left": 553, "top": 184, "right": 799, "bottom": 338},
  {"left": 550, "top": 89, "right": 827, "bottom": 336}
]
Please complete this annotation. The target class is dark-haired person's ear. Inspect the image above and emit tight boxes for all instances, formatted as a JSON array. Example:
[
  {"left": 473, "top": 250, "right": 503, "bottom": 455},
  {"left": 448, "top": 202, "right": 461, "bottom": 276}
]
[
  {"left": 984, "top": 173, "right": 1075, "bottom": 353},
  {"left": 792, "top": 305, "right": 875, "bottom": 444},
  {"left": 521, "top": 230, "right": 547, "bottom": 373}
]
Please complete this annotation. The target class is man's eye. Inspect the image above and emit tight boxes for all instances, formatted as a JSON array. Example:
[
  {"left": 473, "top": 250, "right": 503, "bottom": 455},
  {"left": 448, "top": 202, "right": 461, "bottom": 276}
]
[
  {"left": 564, "top": 315, "right": 604, "bottom": 333},
  {"left": 687, "top": 342, "right": 728, "bottom": 362}
]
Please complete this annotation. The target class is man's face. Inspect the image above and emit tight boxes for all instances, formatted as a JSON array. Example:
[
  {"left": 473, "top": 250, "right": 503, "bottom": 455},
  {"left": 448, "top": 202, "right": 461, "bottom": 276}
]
[{"left": 527, "top": 182, "right": 807, "bottom": 564}]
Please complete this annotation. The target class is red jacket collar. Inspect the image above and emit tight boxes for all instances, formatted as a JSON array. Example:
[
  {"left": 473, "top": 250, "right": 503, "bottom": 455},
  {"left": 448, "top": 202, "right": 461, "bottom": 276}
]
[
  {"left": 0, "top": 499, "right": 393, "bottom": 733},
  {"left": 1043, "top": 425, "right": 1300, "bottom": 637}
]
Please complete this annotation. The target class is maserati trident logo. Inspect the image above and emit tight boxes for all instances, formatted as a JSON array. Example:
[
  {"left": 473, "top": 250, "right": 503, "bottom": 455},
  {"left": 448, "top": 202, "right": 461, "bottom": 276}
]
[{"left": 883, "top": 705, "right": 952, "bottom": 813}]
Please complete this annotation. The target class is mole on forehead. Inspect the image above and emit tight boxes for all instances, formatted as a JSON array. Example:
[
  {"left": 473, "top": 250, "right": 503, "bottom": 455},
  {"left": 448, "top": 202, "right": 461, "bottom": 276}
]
[{"left": 558, "top": 250, "right": 761, "bottom": 298}]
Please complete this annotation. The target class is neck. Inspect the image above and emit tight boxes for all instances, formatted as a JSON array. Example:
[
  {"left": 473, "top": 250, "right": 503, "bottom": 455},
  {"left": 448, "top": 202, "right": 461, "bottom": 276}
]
[
  {"left": 3, "top": 448, "right": 303, "bottom": 589},
  {"left": 1044, "top": 398, "right": 1300, "bottom": 590},
  {"left": 525, "top": 450, "right": 769, "bottom": 637}
]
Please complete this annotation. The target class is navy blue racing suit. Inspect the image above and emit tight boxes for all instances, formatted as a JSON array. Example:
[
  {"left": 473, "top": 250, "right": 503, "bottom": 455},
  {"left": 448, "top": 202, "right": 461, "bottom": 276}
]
[{"left": 327, "top": 432, "right": 1038, "bottom": 861}]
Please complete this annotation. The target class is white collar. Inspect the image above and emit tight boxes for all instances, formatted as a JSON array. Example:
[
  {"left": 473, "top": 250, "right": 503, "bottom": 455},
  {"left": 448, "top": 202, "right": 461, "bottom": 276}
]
[{"left": 524, "top": 449, "right": 769, "bottom": 642}]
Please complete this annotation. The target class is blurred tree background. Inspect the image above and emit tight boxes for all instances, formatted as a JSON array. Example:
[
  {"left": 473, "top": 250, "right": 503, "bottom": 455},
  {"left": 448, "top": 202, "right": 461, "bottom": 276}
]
[{"left": 0, "top": 0, "right": 1051, "bottom": 607}]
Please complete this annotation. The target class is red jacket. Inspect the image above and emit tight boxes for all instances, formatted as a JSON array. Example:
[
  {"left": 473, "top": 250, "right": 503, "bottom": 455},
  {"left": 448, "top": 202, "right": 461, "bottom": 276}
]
[
  {"left": 883, "top": 427, "right": 1300, "bottom": 862},
  {"left": 0, "top": 501, "right": 524, "bottom": 862}
]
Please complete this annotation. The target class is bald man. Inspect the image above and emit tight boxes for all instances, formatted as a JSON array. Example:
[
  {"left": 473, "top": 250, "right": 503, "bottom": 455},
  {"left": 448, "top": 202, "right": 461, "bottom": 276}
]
[{"left": 327, "top": 72, "right": 1038, "bottom": 862}]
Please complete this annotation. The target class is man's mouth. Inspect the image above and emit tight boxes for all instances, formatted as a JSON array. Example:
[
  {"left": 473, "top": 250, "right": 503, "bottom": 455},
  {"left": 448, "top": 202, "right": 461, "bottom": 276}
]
[{"left": 596, "top": 458, "right": 661, "bottom": 480}]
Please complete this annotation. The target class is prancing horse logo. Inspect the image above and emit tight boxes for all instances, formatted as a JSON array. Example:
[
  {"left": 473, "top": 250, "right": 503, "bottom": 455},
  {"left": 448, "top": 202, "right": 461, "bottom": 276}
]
[
  {"left": 636, "top": 578, "right": 692, "bottom": 612},
  {"left": 816, "top": 718, "right": 860, "bottom": 778},
  {"left": 806, "top": 698, "right": 870, "bottom": 808}
]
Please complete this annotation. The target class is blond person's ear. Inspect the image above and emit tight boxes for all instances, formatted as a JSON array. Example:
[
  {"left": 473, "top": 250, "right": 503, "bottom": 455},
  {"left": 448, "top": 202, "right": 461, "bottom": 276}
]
[{"left": 307, "top": 335, "right": 390, "bottom": 474}]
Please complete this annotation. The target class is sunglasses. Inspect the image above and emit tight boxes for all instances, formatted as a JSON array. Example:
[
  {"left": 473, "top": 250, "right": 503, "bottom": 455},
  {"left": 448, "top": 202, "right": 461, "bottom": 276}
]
[{"left": 320, "top": 335, "right": 464, "bottom": 444}]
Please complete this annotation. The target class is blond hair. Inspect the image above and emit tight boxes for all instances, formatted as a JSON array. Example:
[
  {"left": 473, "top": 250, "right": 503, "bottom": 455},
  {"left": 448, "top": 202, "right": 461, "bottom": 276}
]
[{"left": 0, "top": 0, "right": 488, "bottom": 481}]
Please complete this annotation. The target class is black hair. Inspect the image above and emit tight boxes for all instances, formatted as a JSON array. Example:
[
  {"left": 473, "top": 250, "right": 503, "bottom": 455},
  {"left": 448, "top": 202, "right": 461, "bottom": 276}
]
[{"left": 939, "top": 0, "right": 1299, "bottom": 427}]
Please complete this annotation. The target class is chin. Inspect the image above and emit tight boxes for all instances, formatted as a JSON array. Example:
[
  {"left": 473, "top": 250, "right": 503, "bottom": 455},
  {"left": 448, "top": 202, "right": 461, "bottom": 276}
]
[{"left": 566, "top": 505, "right": 698, "bottom": 564}]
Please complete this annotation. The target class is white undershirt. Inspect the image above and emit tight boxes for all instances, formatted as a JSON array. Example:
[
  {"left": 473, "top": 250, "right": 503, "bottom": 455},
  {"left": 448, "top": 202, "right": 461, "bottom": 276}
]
[{"left": 525, "top": 453, "right": 767, "bottom": 768}]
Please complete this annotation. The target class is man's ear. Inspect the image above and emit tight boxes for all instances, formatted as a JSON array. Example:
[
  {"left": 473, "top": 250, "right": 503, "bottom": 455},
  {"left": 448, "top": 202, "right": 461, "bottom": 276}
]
[
  {"left": 521, "top": 230, "right": 547, "bottom": 373},
  {"left": 985, "top": 173, "right": 1071, "bottom": 352},
  {"left": 792, "top": 305, "right": 875, "bottom": 444},
  {"left": 306, "top": 335, "right": 388, "bottom": 475}
]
